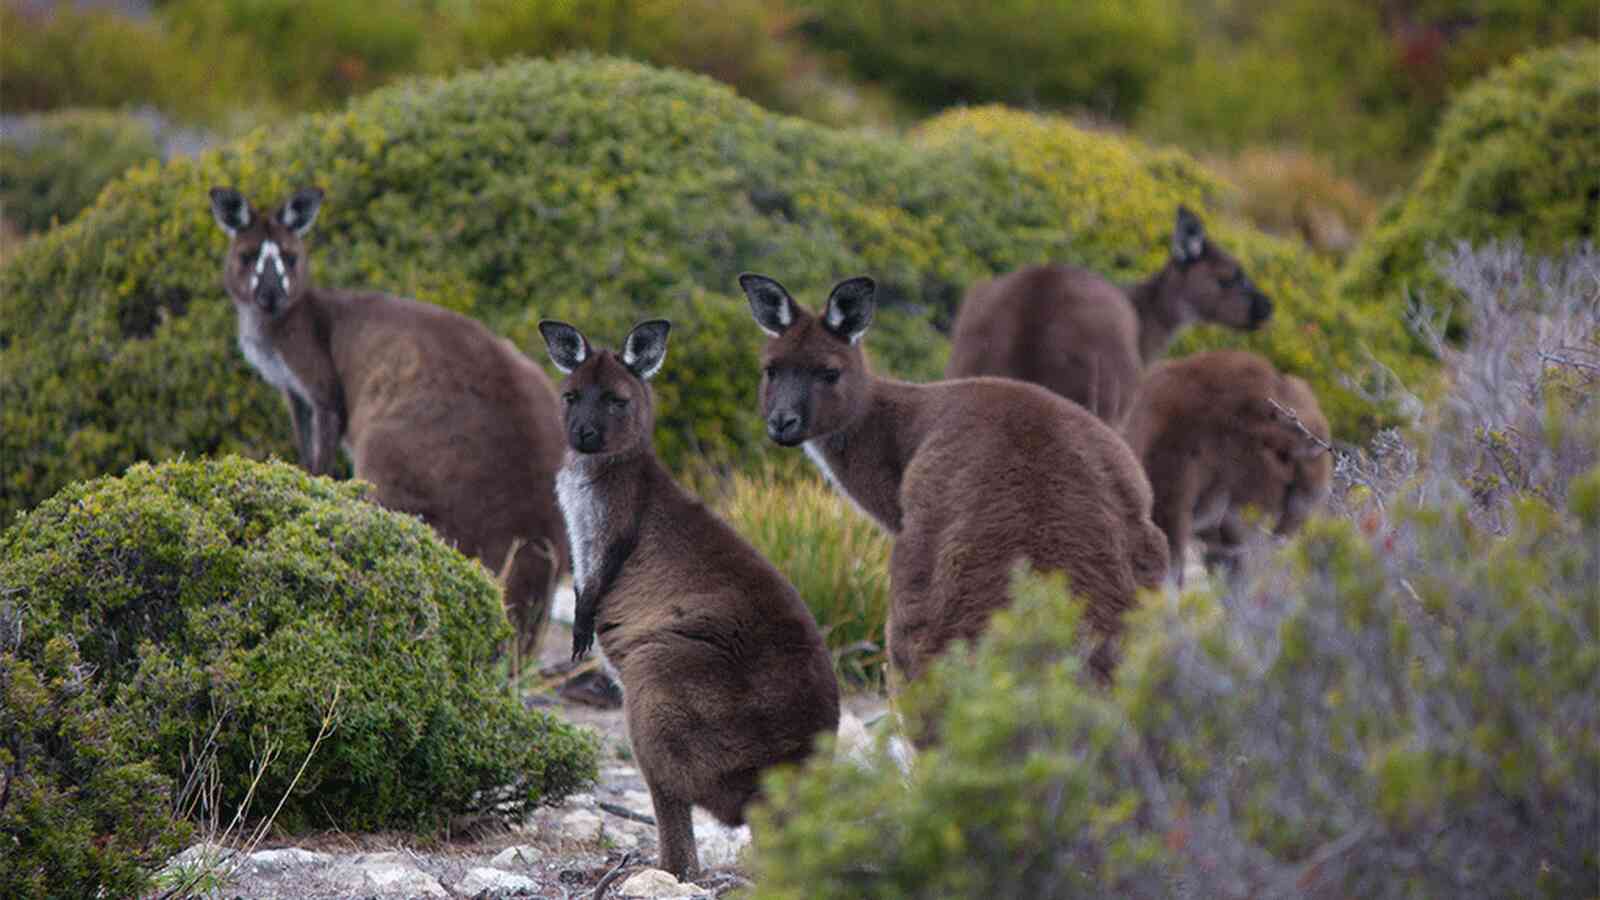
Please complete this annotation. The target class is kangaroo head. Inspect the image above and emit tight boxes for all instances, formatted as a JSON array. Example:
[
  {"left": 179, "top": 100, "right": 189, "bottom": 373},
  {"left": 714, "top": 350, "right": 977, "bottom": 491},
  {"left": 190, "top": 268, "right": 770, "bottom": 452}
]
[
  {"left": 1163, "top": 205, "right": 1272, "bottom": 331},
  {"left": 539, "top": 318, "right": 670, "bottom": 457},
  {"left": 739, "top": 273, "right": 875, "bottom": 447},
  {"left": 209, "top": 186, "right": 323, "bottom": 319}
]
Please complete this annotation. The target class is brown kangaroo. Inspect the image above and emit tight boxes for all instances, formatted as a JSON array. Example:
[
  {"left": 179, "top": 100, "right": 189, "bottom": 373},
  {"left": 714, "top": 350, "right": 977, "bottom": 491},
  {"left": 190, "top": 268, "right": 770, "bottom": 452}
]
[
  {"left": 538, "top": 318, "right": 840, "bottom": 880},
  {"left": 946, "top": 205, "right": 1274, "bottom": 427},
  {"left": 738, "top": 273, "right": 1169, "bottom": 697},
  {"left": 1123, "top": 349, "right": 1333, "bottom": 584},
  {"left": 209, "top": 187, "right": 567, "bottom": 663}
]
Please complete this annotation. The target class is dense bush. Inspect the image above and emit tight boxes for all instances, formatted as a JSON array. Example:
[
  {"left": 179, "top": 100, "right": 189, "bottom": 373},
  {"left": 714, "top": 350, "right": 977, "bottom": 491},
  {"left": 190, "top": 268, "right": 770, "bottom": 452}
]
[
  {"left": 0, "top": 456, "right": 598, "bottom": 836},
  {"left": 914, "top": 107, "right": 1428, "bottom": 437},
  {"left": 1212, "top": 148, "right": 1376, "bottom": 258},
  {"left": 718, "top": 468, "right": 892, "bottom": 686},
  {"left": 751, "top": 244, "right": 1599, "bottom": 897},
  {"left": 798, "top": 0, "right": 1183, "bottom": 118},
  {"left": 1339, "top": 43, "right": 1600, "bottom": 320},
  {"left": 1, "top": 633, "right": 192, "bottom": 898},
  {"left": 0, "top": 58, "right": 1400, "bottom": 524},
  {"left": 0, "top": 110, "right": 169, "bottom": 234}
]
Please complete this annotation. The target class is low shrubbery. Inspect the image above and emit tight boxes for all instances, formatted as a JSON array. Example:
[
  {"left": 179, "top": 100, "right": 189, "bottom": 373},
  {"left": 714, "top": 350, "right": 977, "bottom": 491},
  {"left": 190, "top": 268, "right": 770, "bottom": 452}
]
[
  {"left": 1339, "top": 43, "right": 1600, "bottom": 321},
  {"left": 1213, "top": 148, "right": 1376, "bottom": 258},
  {"left": 719, "top": 469, "right": 892, "bottom": 686},
  {"left": 0, "top": 457, "right": 597, "bottom": 860},
  {"left": 750, "top": 243, "right": 1599, "bottom": 897},
  {"left": 1, "top": 57, "right": 1391, "bottom": 525},
  {"left": 0, "top": 110, "right": 178, "bottom": 234}
]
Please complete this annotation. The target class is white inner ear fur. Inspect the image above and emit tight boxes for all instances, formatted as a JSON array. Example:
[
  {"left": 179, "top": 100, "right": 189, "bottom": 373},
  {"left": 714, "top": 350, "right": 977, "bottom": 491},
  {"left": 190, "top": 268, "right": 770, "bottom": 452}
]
[
  {"left": 219, "top": 205, "right": 250, "bottom": 237},
  {"left": 623, "top": 335, "right": 665, "bottom": 379},
  {"left": 755, "top": 294, "right": 793, "bottom": 337},
  {"left": 550, "top": 334, "right": 587, "bottom": 374},
  {"left": 825, "top": 303, "right": 866, "bottom": 345}
]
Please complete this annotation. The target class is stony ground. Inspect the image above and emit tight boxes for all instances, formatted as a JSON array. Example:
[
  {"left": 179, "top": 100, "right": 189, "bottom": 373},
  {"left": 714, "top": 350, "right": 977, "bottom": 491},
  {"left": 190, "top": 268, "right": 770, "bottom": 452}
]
[{"left": 157, "top": 588, "right": 888, "bottom": 899}]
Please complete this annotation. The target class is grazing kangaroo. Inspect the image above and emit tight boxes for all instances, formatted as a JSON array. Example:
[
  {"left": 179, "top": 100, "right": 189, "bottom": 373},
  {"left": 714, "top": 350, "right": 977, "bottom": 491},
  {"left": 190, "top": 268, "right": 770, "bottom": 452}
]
[
  {"left": 209, "top": 187, "right": 567, "bottom": 663},
  {"left": 738, "top": 273, "right": 1168, "bottom": 698},
  {"left": 538, "top": 318, "right": 840, "bottom": 880},
  {"left": 1123, "top": 350, "right": 1333, "bottom": 583},
  {"left": 946, "top": 205, "right": 1274, "bottom": 427}
]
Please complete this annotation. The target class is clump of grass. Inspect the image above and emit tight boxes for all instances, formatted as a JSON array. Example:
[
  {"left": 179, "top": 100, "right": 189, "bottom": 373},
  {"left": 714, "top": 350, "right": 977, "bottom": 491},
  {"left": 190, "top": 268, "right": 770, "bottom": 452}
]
[{"left": 719, "top": 467, "right": 891, "bottom": 689}]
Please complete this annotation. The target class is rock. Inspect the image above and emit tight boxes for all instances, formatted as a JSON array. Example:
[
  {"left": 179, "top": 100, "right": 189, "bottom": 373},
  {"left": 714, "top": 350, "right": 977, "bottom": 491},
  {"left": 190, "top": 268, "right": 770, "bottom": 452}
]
[
  {"left": 690, "top": 811, "right": 751, "bottom": 870},
  {"left": 566, "top": 792, "right": 597, "bottom": 808},
  {"left": 551, "top": 582, "right": 576, "bottom": 624},
  {"left": 165, "top": 842, "right": 235, "bottom": 870},
  {"left": 323, "top": 858, "right": 449, "bottom": 898},
  {"left": 246, "top": 847, "right": 331, "bottom": 872},
  {"left": 489, "top": 845, "right": 541, "bottom": 868},
  {"left": 456, "top": 866, "right": 539, "bottom": 895},
  {"left": 616, "top": 867, "right": 703, "bottom": 897},
  {"left": 561, "top": 809, "right": 605, "bottom": 843}
]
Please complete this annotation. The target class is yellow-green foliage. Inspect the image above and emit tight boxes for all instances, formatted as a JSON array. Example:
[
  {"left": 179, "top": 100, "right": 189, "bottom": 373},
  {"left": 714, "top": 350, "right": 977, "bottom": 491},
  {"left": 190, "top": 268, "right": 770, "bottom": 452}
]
[
  {"left": 1214, "top": 147, "right": 1377, "bottom": 258},
  {"left": 1339, "top": 43, "right": 1600, "bottom": 318},
  {"left": 718, "top": 469, "right": 892, "bottom": 685},
  {"left": 0, "top": 110, "right": 165, "bottom": 234},
  {"left": 0, "top": 456, "right": 598, "bottom": 840},
  {"left": 916, "top": 107, "right": 1426, "bottom": 437},
  {"left": 0, "top": 58, "right": 1411, "bottom": 525}
]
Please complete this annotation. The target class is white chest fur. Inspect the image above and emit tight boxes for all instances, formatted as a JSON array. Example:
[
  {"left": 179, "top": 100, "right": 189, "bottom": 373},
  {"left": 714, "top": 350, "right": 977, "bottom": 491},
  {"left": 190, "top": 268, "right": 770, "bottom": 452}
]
[
  {"left": 555, "top": 463, "right": 606, "bottom": 600},
  {"left": 236, "top": 308, "right": 309, "bottom": 400}
]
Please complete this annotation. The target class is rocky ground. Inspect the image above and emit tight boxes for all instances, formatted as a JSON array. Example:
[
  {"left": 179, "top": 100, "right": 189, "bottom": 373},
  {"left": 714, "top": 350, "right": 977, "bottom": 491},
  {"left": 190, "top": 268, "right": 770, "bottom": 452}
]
[{"left": 157, "top": 587, "right": 888, "bottom": 899}]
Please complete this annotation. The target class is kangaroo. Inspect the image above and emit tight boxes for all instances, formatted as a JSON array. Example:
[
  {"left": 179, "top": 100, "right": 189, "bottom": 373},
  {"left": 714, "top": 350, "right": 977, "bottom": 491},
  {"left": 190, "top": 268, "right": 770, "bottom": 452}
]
[
  {"left": 1123, "top": 349, "right": 1333, "bottom": 584},
  {"left": 946, "top": 205, "right": 1274, "bottom": 427},
  {"left": 538, "top": 318, "right": 840, "bottom": 880},
  {"left": 209, "top": 187, "right": 567, "bottom": 663},
  {"left": 738, "top": 273, "right": 1169, "bottom": 700}
]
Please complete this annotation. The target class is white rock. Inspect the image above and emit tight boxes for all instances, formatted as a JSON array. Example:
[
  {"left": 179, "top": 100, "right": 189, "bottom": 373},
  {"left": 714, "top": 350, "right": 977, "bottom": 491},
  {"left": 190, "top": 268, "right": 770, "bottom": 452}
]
[
  {"left": 690, "top": 811, "right": 751, "bottom": 870},
  {"left": 836, "top": 711, "right": 872, "bottom": 765},
  {"left": 457, "top": 866, "right": 539, "bottom": 895},
  {"left": 616, "top": 867, "right": 703, "bottom": 897},
  {"left": 607, "top": 829, "right": 641, "bottom": 850},
  {"left": 620, "top": 790, "right": 654, "bottom": 812},
  {"left": 565, "top": 792, "right": 597, "bottom": 808},
  {"left": 601, "top": 765, "right": 641, "bottom": 781},
  {"left": 323, "top": 860, "right": 448, "bottom": 898},
  {"left": 247, "top": 847, "right": 331, "bottom": 871},
  {"left": 551, "top": 581, "right": 576, "bottom": 624},
  {"left": 561, "top": 809, "right": 605, "bottom": 842},
  {"left": 489, "top": 844, "right": 541, "bottom": 868},
  {"left": 166, "top": 842, "right": 235, "bottom": 869}
]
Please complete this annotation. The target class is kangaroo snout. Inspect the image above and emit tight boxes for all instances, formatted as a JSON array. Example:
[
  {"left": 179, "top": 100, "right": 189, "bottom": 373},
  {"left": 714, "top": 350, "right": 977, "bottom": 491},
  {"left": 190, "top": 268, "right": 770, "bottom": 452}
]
[
  {"left": 1249, "top": 291, "right": 1274, "bottom": 328},
  {"left": 766, "top": 410, "right": 804, "bottom": 445},
  {"left": 571, "top": 422, "right": 604, "bottom": 454}
]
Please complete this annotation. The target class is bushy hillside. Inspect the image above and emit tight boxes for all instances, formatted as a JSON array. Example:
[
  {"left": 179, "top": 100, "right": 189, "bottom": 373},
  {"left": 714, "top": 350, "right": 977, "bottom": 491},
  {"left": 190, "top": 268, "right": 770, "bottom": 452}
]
[{"left": 0, "top": 57, "right": 1406, "bottom": 524}]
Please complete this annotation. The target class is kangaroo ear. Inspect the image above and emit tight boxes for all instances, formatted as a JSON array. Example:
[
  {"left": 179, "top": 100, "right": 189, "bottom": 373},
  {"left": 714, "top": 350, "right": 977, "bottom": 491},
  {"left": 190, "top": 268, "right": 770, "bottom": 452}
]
[
  {"left": 539, "top": 320, "right": 590, "bottom": 374},
  {"left": 1173, "top": 205, "right": 1206, "bottom": 264},
  {"left": 622, "top": 319, "right": 671, "bottom": 380},
  {"left": 276, "top": 187, "right": 324, "bottom": 237},
  {"left": 738, "top": 273, "right": 799, "bottom": 337},
  {"left": 823, "top": 276, "right": 876, "bottom": 345},
  {"left": 209, "top": 187, "right": 253, "bottom": 236}
]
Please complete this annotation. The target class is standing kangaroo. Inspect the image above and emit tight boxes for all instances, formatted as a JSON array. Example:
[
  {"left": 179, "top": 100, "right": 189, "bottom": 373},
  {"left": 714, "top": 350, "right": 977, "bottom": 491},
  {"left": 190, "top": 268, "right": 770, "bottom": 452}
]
[
  {"left": 209, "top": 187, "right": 567, "bottom": 663},
  {"left": 946, "top": 205, "right": 1274, "bottom": 427},
  {"left": 538, "top": 318, "right": 839, "bottom": 880},
  {"left": 739, "top": 273, "right": 1168, "bottom": 697},
  {"left": 1123, "top": 350, "right": 1333, "bottom": 583}
]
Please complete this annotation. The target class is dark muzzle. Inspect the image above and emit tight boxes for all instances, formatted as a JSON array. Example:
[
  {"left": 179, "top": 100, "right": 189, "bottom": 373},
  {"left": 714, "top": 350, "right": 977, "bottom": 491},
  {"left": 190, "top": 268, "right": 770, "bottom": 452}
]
[
  {"left": 1248, "top": 291, "right": 1274, "bottom": 328},
  {"left": 766, "top": 410, "right": 804, "bottom": 446}
]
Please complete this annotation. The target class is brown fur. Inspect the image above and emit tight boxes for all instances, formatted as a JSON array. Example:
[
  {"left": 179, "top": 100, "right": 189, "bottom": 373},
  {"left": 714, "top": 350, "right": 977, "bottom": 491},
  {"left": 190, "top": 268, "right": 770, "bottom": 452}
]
[
  {"left": 739, "top": 274, "right": 1169, "bottom": 701},
  {"left": 946, "top": 206, "right": 1273, "bottom": 427},
  {"left": 539, "top": 319, "right": 840, "bottom": 881},
  {"left": 210, "top": 187, "right": 567, "bottom": 662},
  {"left": 1123, "top": 350, "right": 1333, "bottom": 583}
]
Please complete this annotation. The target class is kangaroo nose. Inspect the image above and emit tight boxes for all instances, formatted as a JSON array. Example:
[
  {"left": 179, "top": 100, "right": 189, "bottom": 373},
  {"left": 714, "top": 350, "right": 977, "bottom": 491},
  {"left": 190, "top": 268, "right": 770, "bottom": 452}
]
[
  {"left": 767, "top": 411, "right": 803, "bottom": 445},
  {"left": 256, "top": 289, "right": 282, "bottom": 315},
  {"left": 1249, "top": 292, "right": 1273, "bottom": 327},
  {"left": 574, "top": 424, "right": 602, "bottom": 453}
]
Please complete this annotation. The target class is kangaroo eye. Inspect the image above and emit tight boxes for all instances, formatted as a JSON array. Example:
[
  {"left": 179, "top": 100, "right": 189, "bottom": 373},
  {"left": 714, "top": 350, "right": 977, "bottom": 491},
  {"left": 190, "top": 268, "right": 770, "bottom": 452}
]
[
  {"left": 818, "top": 368, "right": 842, "bottom": 385},
  {"left": 283, "top": 253, "right": 298, "bottom": 268},
  {"left": 605, "top": 393, "right": 629, "bottom": 410},
  {"left": 239, "top": 250, "right": 258, "bottom": 265},
  {"left": 1220, "top": 271, "right": 1243, "bottom": 288},
  {"left": 561, "top": 391, "right": 578, "bottom": 404},
  {"left": 763, "top": 365, "right": 777, "bottom": 379}
]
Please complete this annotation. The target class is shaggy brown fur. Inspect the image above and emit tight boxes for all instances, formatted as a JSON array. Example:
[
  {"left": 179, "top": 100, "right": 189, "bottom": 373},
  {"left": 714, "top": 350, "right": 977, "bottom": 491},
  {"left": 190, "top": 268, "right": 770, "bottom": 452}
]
[
  {"left": 739, "top": 273, "right": 1169, "bottom": 698},
  {"left": 209, "top": 187, "right": 567, "bottom": 662},
  {"left": 946, "top": 206, "right": 1273, "bottom": 427},
  {"left": 1123, "top": 350, "right": 1333, "bottom": 583},
  {"left": 539, "top": 319, "right": 840, "bottom": 881}
]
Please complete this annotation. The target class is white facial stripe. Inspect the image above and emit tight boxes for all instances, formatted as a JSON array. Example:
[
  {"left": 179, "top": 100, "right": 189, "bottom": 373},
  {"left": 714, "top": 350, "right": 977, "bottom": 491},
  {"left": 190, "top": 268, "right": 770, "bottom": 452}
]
[{"left": 251, "top": 240, "right": 292, "bottom": 295}]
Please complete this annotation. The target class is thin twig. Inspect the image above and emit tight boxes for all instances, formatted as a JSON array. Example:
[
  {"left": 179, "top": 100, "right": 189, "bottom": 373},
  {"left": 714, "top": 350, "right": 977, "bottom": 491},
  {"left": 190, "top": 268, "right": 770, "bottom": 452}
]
[
  {"left": 597, "top": 800, "right": 656, "bottom": 826},
  {"left": 1267, "top": 398, "right": 1335, "bottom": 455},
  {"left": 591, "top": 850, "right": 636, "bottom": 900}
]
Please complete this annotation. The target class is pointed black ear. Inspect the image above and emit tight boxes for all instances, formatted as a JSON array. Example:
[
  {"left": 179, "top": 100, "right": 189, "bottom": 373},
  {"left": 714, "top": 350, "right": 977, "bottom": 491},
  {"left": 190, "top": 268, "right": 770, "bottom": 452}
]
[
  {"left": 209, "top": 187, "right": 253, "bottom": 236},
  {"left": 539, "top": 320, "right": 590, "bottom": 374},
  {"left": 1173, "top": 205, "right": 1206, "bottom": 264},
  {"left": 276, "top": 187, "right": 324, "bottom": 237},
  {"left": 622, "top": 319, "right": 671, "bottom": 380},
  {"left": 738, "top": 273, "right": 799, "bottom": 337},
  {"left": 822, "top": 276, "right": 875, "bottom": 345}
]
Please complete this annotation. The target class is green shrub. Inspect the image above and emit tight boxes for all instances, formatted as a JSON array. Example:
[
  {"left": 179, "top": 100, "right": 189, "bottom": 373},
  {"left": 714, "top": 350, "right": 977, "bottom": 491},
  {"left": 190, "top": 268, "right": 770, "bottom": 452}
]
[
  {"left": 1338, "top": 43, "right": 1600, "bottom": 323},
  {"left": 0, "top": 110, "right": 165, "bottom": 234},
  {"left": 914, "top": 106, "right": 1428, "bottom": 437},
  {"left": 0, "top": 456, "right": 598, "bottom": 835},
  {"left": 798, "top": 0, "right": 1185, "bottom": 119},
  {"left": 1, "top": 633, "right": 193, "bottom": 899},
  {"left": 718, "top": 468, "right": 892, "bottom": 686},
  {"left": 0, "top": 58, "right": 1409, "bottom": 525}
]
